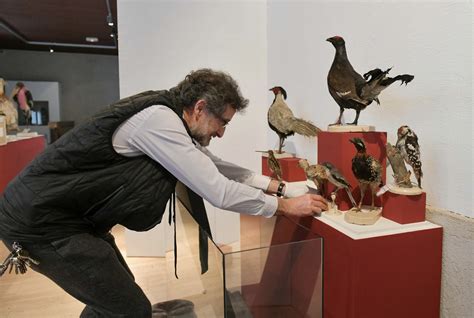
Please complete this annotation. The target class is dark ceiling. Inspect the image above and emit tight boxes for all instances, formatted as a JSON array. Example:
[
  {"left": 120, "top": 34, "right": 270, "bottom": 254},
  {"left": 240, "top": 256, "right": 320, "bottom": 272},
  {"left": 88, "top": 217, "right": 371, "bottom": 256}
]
[{"left": 0, "top": 0, "right": 118, "bottom": 55}]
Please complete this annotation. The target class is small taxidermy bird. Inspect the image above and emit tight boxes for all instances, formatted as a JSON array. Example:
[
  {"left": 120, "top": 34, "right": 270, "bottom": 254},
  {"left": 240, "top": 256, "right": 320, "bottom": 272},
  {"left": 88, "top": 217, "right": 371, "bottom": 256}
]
[
  {"left": 327, "top": 36, "right": 414, "bottom": 125},
  {"left": 268, "top": 86, "right": 321, "bottom": 153},
  {"left": 257, "top": 150, "right": 283, "bottom": 181},
  {"left": 266, "top": 150, "right": 282, "bottom": 181},
  {"left": 322, "top": 162, "right": 357, "bottom": 208},
  {"left": 298, "top": 159, "right": 328, "bottom": 195},
  {"left": 350, "top": 138, "right": 382, "bottom": 210},
  {"left": 395, "top": 125, "right": 423, "bottom": 188}
]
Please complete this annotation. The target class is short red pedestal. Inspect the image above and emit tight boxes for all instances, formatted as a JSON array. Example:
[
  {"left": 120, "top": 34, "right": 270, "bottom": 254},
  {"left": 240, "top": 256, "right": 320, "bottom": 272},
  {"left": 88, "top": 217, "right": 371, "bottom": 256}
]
[
  {"left": 383, "top": 191, "right": 426, "bottom": 224},
  {"left": 318, "top": 131, "right": 387, "bottom": 210},
  {"left": 261, "top": 156, "right": 306, "bottom": 182},
  {"left": 0, "top": 136, "right": 46, "bottom": 194}
]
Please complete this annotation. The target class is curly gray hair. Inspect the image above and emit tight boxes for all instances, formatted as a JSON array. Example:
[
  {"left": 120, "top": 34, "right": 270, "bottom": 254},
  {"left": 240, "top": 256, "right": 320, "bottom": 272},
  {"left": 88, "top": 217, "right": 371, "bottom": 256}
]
[{"left": 173, "top": 69, "right": 249, "bottom": 116}]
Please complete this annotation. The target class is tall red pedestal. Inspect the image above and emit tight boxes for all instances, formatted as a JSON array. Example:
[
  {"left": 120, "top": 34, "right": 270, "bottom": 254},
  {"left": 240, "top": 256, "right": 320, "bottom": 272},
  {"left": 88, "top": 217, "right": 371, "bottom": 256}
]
[
  {"left": 0, "top": 137, "right": 46, "bottom": 194},
  {"left": 318, "top": 131, "right": 387, "bottom": 210},
  {"left": 261, "top": 156, "right": 306, "bottom": 182}
]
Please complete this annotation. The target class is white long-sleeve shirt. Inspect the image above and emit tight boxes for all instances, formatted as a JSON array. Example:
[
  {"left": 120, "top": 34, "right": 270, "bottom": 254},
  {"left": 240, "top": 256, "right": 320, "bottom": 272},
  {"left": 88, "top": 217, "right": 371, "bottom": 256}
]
[{"left": 112, "top": 105, "right": 277, "bottom": 217}]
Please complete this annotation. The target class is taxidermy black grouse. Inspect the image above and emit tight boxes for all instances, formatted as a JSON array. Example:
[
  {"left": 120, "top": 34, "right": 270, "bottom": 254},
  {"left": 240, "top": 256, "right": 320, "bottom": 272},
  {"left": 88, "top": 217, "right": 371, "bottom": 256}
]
[
  {"left": 269, "top": 86, "right": 321, "bottom": 153},
  {"left": 350, "top": 138, "right": 382, "bottom": 210},
  {"left": 327, "top": 36, "right": 414, "bottom": 125},
  {"left": 396, "top": 125, "right": 423, "bottom": 188}
]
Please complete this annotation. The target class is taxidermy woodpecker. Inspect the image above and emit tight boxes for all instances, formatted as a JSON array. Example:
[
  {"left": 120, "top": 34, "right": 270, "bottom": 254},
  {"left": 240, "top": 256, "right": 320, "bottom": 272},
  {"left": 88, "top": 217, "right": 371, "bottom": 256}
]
[
  {"left": 322, "top": 162, "right": 357, "bottom": 208},
  {"left": 268, "top": 86, "right": 321, "bottom": 153},
  {"left": 395, "top": 125, "right": 423, "bottom": 188},
  {"left": 298, "top": 159, "right": 328, "bottom": 195},
  {"left": 349, "top": 138, "right": 382, "bottom": 210},
  {"left": 327, "top": 36, "right": 414, "bottom": 125}
]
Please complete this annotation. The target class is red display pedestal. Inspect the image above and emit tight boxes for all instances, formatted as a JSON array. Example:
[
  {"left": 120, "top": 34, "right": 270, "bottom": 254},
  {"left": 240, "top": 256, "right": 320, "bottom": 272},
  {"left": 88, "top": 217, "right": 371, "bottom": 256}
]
[
  {"left": 0, "top": 136, "right": 46, "bottom": 194},
  {"left": 294, "top": 214, "right": 442, "bottom": 318},
  {"left": 383, "top": 191, "right": 426, "bottom": 224},
  {"left": 261, "top": 156, "right": 306, "bottom": 182},
  {"left": 318, "top": 131, "right": 387, "bottom": 210}
]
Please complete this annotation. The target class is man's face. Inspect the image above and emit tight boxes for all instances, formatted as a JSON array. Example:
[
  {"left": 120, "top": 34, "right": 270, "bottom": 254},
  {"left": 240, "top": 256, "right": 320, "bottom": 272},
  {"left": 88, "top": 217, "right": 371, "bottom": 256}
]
[{"left": 187, "top": 101, "right": 236, "bottom": 147}]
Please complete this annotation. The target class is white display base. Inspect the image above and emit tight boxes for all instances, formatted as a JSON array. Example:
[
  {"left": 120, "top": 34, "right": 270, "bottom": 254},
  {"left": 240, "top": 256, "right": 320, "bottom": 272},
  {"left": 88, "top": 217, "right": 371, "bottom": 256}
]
[
  {"left": 327, "top": 124, "right": 375, "bottom": 132},
  {"left": 389, "top": 185, "right": 423, "bottom": 196},
  {"left": 16, "top": 131, "right": 39, "bottom": 139},
  {"left": 6, "top": 134, "right": 43, "bottom": 143},
  {"left": 314, "top": 212, "right": 441, "bottom": 240},
  {"left": 325, "top": 207, "right": 342, "bottom": 216},
  {"left": 344, "top": 207, "right": 382, "bottom": 225}
]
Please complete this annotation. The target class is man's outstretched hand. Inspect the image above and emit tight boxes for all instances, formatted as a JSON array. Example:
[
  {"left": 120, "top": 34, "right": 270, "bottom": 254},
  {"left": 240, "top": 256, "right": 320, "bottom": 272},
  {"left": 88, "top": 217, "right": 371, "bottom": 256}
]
[{"left": 277, "top": 194, "right": 328, "bottom": 217}]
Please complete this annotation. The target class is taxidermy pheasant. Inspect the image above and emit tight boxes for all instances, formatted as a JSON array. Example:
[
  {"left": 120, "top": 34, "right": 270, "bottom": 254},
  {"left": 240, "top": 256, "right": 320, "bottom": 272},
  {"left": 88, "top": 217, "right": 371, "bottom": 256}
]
[
  {"left": 268, "top": 86, "right": 321, "bottom": 153},
  {"left": 396, "top": 125, "right": 423, "bottom": 188},
  {"left": 298, "top": 159, "right": 328, "bottom": 195},
  {"left": 322, "top": 162, "right": 357, "bottom": 208},
  {"left": 350, "top": 138, "right": 382, "bottom": 210},
  {"left": 327, "top": 36, "right": 414, "bottom": 125}
]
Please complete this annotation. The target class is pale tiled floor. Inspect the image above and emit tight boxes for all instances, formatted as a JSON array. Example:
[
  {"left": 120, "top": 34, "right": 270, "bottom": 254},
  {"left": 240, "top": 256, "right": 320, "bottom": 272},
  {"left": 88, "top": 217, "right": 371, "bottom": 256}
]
[{"left": 0, "top": 205, "right": 232, "bottom": 318}]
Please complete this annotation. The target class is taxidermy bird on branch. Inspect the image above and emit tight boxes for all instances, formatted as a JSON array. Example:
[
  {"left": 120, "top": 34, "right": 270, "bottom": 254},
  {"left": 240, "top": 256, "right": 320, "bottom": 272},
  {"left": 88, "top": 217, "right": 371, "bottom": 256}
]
[
  {"left": 257, "top": 150, "right": 283, "bottom": 181},
  {"left": 327, "top": 36, "right": 414, "bottom": 125},
  {"left": 395, "top": 125, "right": 423, "bottom": 188},
  {"left": 350, "top": 138, "right": 382, "bottom": 210},
  {"left": 268, "top": 86, "right": 321, "bottom": 153}
]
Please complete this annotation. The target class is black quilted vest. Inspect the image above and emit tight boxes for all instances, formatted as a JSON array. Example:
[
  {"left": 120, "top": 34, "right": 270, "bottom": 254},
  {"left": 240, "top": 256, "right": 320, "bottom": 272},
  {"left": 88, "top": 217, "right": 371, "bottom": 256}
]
[{"left": 0, "top": 90, "right": 185, "bottom": 242}]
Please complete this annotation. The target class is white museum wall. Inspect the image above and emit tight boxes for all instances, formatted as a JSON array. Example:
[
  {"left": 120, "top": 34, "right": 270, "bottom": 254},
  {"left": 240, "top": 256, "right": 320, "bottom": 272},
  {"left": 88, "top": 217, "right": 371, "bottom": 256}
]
[
  {"left": 118, "top": 0, "right": 268, "bottom": 255},
  {"left": 267, "top": 0, "right": 473, "bottom": 217},
  {"left": 118, "top": 0, "right": 472, "bottom": 251}
]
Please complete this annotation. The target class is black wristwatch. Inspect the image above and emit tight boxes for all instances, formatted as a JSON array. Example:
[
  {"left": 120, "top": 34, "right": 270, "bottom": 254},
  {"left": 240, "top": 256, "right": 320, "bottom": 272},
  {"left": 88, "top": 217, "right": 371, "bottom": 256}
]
[{"left": 276, "top": 182, "right": 285, "bottom": 197}]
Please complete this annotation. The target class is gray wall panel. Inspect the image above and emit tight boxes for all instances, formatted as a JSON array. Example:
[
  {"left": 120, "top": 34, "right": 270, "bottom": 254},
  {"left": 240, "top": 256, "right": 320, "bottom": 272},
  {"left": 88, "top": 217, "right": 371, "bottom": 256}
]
[{"left": 0, "top": 49, "right": 119, "bottom": 123}]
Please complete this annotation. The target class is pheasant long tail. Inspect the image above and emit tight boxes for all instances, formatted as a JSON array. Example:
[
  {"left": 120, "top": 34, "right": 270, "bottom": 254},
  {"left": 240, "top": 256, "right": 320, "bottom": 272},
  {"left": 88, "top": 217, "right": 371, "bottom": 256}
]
[{"left": 289, "top": 118, "right": 322, "bottom": 137}]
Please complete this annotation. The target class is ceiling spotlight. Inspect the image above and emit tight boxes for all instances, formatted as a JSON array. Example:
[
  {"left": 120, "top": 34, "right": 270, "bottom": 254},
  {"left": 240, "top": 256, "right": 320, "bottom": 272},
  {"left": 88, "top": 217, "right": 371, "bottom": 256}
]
[
  {"left": 49, "top": 48, "right": 54, "bottom": 53},
  {"left": 107, "top": 14, "right": 114, "bottom": 27},
  {"left": 110, "top": 33, "right": 115, "bottom": 38},
  {"left": 86, "top": 37, "right": 99, "bottom": 43}
]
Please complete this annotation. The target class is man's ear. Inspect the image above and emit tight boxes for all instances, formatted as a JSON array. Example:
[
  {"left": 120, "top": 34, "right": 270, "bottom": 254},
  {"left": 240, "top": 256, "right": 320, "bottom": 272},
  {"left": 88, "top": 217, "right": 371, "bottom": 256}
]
[{"left": 194, "top": 99, "right": 207, "bottom": 117}]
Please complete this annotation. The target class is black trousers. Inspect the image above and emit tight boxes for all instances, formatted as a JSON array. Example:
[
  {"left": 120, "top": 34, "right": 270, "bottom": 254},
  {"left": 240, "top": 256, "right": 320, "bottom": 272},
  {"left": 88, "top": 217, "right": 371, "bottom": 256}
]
[{"left": 2, "top": 232, "right": 152, "bottom": 317}]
